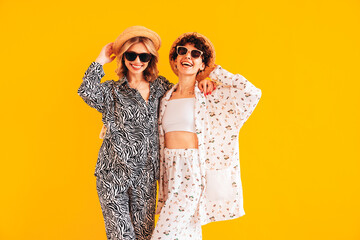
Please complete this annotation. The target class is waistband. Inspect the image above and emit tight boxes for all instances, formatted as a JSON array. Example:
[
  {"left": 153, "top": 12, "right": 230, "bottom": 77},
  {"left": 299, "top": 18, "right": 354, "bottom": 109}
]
[{"left": 164, "top": 148, "right": 199, "bottom": 157}]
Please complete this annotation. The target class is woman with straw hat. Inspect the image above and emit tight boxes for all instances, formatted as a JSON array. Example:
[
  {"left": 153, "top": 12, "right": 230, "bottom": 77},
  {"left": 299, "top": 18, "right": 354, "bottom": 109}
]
[
  {"left": 78, "top": 26, "right": 213, "bottom": 240},
  {"left": 152, "top": 32, "right": 262, "bottom": 239}
]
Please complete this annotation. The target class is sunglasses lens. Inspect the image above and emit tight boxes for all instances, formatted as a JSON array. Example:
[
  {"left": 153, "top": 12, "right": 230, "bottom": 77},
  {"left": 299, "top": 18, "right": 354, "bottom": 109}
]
[
  {"left": 125, "top": 52, "right": 137, "bottom": 61},
  {"left": 177, "top": 46, "right": 188, "bottom": 55},
  {"left": 191, "top": 50, "right": 202, "bottom": 58},
  {"left": 139, "top": 53, "right": 151, "bottom": 62}
]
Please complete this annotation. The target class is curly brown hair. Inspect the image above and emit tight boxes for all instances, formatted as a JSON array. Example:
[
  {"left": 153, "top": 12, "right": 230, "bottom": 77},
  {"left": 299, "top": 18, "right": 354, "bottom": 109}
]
[{"left": 170, "top": 33, "right": 212, "bottom": 68}]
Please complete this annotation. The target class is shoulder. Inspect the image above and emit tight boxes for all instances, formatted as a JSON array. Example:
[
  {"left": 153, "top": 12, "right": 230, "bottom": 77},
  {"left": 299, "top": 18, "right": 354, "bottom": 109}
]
[
  {"left": 154, "top": 75, "right": 174, "bottom": 91},
  {"left": 101, "top": 79, "right": 116, "bottom": 90},
  {"left": 154, "top": 75, "right": 171, "bottom": 84}
]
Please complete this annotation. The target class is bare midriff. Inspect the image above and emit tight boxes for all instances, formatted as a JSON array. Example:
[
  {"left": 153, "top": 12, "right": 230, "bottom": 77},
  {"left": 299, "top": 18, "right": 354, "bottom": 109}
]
[{"left": 164, "top": 131, "right": 198, "bottom": 149}]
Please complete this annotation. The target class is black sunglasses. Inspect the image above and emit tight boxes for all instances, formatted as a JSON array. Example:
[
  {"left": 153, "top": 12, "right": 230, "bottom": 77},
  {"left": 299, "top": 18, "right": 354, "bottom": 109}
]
[
  {"left": 124, "top": 51, "right": 152, "bottom": 62},
  {"left": 176, "top": 46, "right": 203, "bottom": 59}
]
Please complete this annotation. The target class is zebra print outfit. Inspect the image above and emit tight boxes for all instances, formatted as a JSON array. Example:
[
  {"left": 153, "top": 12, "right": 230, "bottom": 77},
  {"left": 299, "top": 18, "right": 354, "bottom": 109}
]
[{"left": 78, "top": 62, "right": 173, "bottom": 240}]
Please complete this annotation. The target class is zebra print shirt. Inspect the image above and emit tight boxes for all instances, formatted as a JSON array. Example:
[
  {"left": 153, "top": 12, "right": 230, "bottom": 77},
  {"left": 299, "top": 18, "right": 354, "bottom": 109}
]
[{"left": 78, "top": 62, "right": 173, "bottom": 182}]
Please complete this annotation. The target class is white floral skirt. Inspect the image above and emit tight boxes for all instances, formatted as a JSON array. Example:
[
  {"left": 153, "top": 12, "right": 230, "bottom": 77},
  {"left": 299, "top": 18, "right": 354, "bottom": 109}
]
[{"left": 152, "top": 148, "right": 203, "bottom": 240}]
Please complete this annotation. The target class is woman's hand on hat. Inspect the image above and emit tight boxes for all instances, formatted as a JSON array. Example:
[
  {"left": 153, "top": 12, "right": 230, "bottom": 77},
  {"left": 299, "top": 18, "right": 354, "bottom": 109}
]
[{"left": 95, "top": 43, "right": 116, "bottom": 65}]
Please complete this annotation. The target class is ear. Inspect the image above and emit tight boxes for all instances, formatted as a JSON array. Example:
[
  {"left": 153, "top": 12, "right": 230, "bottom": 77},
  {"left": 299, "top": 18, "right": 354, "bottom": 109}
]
[{"left": 200, "top": 63, "right": 205, "bottom": 71}]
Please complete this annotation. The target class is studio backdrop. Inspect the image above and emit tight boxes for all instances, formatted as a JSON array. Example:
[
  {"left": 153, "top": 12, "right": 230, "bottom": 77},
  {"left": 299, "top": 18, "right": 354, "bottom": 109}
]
[{"left": 0, "top": 0, "right": 359, "bottom": 239}]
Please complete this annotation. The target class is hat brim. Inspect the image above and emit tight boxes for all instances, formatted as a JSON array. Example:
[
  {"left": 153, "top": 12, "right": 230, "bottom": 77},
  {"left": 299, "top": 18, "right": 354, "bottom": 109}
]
[
  {"left": 169, "top": 32, "right": 216, "bottom": 81},
  {"left": 113, "top": 26, "right": 161, "bottom": 55}
]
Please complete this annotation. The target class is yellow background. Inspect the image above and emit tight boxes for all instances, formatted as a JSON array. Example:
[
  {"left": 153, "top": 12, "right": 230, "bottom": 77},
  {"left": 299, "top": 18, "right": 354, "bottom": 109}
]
[{"left": 1, "top": 0, "right": 359, "bottom": 239}]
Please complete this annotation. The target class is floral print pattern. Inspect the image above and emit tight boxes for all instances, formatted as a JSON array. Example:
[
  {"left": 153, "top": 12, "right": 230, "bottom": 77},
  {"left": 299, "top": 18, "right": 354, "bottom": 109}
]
[{"left": 151, "top": 148, "right": 202, "bottom": 240}]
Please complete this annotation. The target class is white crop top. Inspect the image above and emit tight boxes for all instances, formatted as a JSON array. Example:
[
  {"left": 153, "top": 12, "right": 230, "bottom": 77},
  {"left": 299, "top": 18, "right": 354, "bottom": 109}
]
[{"left": 162, "top": 98, "right": 196, "bottom": 133}]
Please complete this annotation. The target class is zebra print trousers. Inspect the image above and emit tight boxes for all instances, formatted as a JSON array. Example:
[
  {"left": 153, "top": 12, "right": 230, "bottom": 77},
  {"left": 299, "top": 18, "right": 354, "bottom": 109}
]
[{"left": 96, "top": 167, "right": 157, "bottom": 240}]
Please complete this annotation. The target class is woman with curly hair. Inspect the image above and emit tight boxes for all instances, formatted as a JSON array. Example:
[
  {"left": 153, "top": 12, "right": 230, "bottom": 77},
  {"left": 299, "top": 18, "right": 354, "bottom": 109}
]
[{"left": 152, "top": 32, "right": 262, "bottom": 240}]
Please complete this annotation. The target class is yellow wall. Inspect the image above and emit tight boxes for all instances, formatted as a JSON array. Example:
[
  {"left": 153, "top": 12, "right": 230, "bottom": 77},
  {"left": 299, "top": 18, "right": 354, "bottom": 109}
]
[{"left": 1, "top": 0, "right": 359, "bottom": 239}]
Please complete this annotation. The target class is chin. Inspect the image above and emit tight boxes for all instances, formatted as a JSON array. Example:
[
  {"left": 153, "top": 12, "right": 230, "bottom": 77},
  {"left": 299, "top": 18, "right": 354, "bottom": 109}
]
[{"left": 179, "top": 69, "right": 198, "bottom": 76}]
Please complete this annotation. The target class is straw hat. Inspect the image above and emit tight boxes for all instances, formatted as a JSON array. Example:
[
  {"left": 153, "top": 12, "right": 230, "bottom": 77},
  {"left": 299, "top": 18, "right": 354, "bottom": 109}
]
[
  {"left": 113, "top": 26, "right": 161, "bottom": 55},
  {"left": 169, "top": 32, "right": 216, "bottom": 81}
]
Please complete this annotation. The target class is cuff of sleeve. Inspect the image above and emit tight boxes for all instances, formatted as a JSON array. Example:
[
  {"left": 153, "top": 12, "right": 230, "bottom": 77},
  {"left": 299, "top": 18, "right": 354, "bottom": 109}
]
[
  {"left": 90, "top": 61, "right": 105, "bottom": 78},
  {"left": 209, "top": 65, "right": 221, "bottom": 80},
  {"left": 209, "top": 65, "right": 233, "bottom": 86}
]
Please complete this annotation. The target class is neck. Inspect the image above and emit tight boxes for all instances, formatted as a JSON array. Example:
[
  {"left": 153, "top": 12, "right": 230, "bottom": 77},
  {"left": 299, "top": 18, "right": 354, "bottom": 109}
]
[
  {"left": 127, "top": 71, "right": 144, "bottom": 84},
  {"left": 176, "top": 74, "right": 196, "bottom": 94}
]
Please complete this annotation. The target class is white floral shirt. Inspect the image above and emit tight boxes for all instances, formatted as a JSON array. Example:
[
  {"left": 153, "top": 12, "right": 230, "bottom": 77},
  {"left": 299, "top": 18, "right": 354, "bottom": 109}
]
[{"left": 156, "top": 65, "right": 262, "bottom": 225}]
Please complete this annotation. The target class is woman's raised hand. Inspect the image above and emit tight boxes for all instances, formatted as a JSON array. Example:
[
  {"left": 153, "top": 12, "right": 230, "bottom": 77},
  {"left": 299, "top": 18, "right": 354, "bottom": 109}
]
[{"left": 95, "top": 43, "right": 116, "bottom": 65}]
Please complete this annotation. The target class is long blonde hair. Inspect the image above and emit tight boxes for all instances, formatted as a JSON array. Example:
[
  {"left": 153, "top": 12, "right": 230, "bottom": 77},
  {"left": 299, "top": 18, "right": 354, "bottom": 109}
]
[{"left": 115, "top": 37, "right": 159, "bottom": 82}]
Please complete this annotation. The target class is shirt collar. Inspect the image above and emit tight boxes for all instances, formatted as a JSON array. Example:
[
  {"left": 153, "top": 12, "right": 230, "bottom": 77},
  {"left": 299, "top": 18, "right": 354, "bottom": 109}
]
[{"left": 118, "top": 76, "right": 128, "bottom": 86}]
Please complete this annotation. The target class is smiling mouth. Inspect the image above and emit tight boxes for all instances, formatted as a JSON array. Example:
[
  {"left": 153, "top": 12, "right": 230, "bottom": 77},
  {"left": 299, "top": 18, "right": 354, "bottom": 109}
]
[
  {"left": 181, "top": 61, "right": 193, "bottom": 67},
  {"left": 131, "top": 64, "right": 143, "bottom": 69}
]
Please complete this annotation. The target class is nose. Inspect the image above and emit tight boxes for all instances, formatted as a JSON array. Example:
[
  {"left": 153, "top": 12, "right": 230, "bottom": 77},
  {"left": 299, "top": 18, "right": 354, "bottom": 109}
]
[
  {"left": 185, "top": 50, "right": 192, "bottom": 59},
  {"left": 133, "top": 55, "right": 141, "bottom": 63}
]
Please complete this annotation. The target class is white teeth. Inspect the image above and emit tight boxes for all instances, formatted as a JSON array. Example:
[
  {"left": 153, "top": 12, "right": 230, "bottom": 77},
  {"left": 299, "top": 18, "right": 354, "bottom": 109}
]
[
  {"left": 182, "top": 62, "right": 193, "bottom": 67},
  {"left": 131, "top": 64, "right": 142, "bottom": 69}
]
